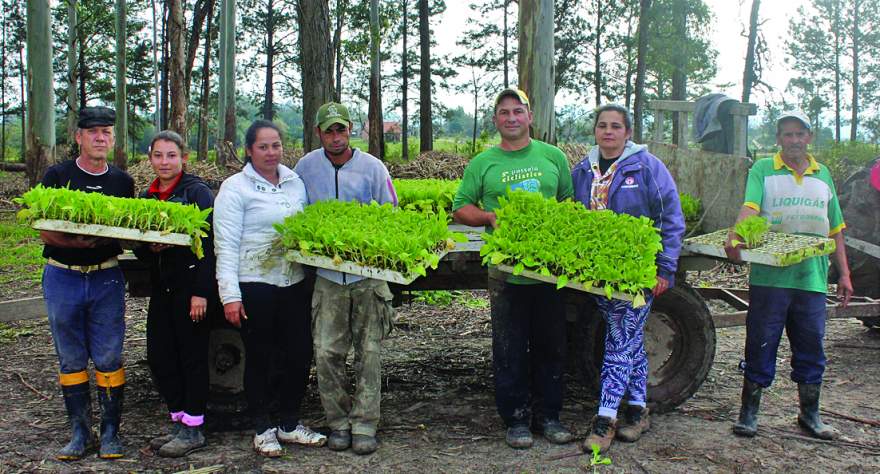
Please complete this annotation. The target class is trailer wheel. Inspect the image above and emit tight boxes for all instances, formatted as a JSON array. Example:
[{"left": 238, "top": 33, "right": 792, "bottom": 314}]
[{"left": 568, "top": 283, "right": 716, "bottom": 413}]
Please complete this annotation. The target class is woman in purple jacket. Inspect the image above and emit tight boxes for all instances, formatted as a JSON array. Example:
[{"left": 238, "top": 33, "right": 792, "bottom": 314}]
[{"left": 572, "top": 104, "right": 685, "bottom": 453}]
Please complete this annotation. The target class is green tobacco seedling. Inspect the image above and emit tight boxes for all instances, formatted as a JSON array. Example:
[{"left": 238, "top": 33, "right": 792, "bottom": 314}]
[{"left": 733, "top": 215, "right": 771, "bottom": 249}]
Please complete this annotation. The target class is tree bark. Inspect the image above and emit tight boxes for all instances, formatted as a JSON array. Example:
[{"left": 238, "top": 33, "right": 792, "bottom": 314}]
[
  {"left": 518, "top": 0, "right": 555, "bottom": 144},
  {"left": 152, "top": 0, "right": 160, "bottom": 131},
  {"left": 18, "top": 44, "right": 26, "bottom": 163},
  {"left": 184, "top": 0, "right": 213, "bottom": 101},
  {"left": 168, "top": 0, "right": 187, "bottom": 141},
  {"left": 593, "top": 2, "right": 603, "bottom": 107},
  {"left": 217, "top": 0, "right": 236, "bottom": 165},
  {"left": 160, "top": 1, "right": 169, "bottom": 129},
  {"left": 401, "top": 0, "right": 409, "bottom": 160},
  {"left": 833, "top": 0, "right": 841, "bottom": 142},
  {"left": 633, "top": 0, "right": 651, "bottom": 142},
  {"left": 850, "top": 0, "right": 859, "bottom": 142},
  {"left": 114, "top": 0, "right": 127, "bottom": 169},
  {"left": 368, "top": 0, "right": 384, "bottom": 158},
  {"left": 298, "top": 0, "right": 333, "bottom": 152},
  {"left": 670, "top": 0, "right": 687, "bottom": 146},
  {"left": 262, "top": 0, "right": 276, "bottom": 120},
  {"left": 332, "top": 0, "right": 344, "bottom": 102},
  {"left": 67, "top": 0, "right": 79, "bottom": 160},
  {"left": 503, "top": 0, "right": 509, "bottom": 88},
  {"left": 741, "top": 0, "right": 759, "bottom": 103},
  {"left": 25, "top": 0, "right": 55, "bottom": 186},
  {"left": 196, "top": 1, "right": 216, "bottom": 161},
  {"left": 418, "top": 0, "right": 433, "bottom": 151},
  {"left": 1, "top": 10, "right": 5, "bottom": 163}
]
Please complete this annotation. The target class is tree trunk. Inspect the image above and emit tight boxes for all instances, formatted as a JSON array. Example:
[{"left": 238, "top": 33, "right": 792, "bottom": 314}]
[
  {"left": 18, "top": 45, "right": 26, "bottom": 163},
  {"left": 850, "top": 0, "right": 859, "bottom": 142},
  {"left": 333, "top": 0, "right": 344, "bottom": 102},
  {"left": 368, "top": 0, "right": 384, "bottom": 159},
  {"left": 633, "top": 0, "right": 651, "bottom": 142},
  {"left": 160, "top": 1, "right": 169, "bottom": 129},
  {"left": 833, "top": 0, "right": 841, "bottom": 142},
  {"left": 217, "top": 0, "right": 236, "bottom": 165},
  {"left": 25, "top": 0, "right": 55, "bottom": 186},
  {"left": 593, "top": 2, "right": 603, "bottom": 107},
  {"left": 401, "top": 0, "right": 409, "bottom": 161},
  {"left": 184, "top": 0, "right": 212, "bottom": 102},
  {"left": 471, "top": 69, "right": 479, "bottom": 154},
  {"left": 518, "top": 0, "right": 555, "bottom": 144},
  {"left": 298, "top": 0, "right": 333, "bottom": 152},
  {"left": 418, "top": 0, "right": 433, "bottom": 151},
  {"left": 263, "top": 0, "right": 276, "bottom": 120},
  {"left": 671, "top": 0, "right": 687, "bottom": 146},
  {"left": 114, "top": 0, "right": 127, "bottom": 169},
  {"left": 741, "top": 0, "right": 759, "bottom": 103},
  {"left": 1, "top": 10, "right": 4, "bottom": 163},
  {"left": 623, "top": 3, "right": 636, "bottom": 110},
  {"left": 78, "top": 40, "right": 86, "bottom": 109},
  {"left": 67, "top": 0, "right": 79, "bottom": 160},
  {"left": 168, "top": 0, "right": 187, "bottom": 141},
  {"left": 503, "top": 0, "right": 509, "bottom": 88},
  {"left": 152, "top": 0, "right": 161, "bottom": 131},
  {"left": 196, "top": 0, "right": 216, "bottom": 161}
]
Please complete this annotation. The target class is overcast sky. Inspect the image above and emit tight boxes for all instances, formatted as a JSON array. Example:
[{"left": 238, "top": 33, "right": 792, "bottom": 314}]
[{"left": 433, "top": 0, "right": 809, "bottom": 114}]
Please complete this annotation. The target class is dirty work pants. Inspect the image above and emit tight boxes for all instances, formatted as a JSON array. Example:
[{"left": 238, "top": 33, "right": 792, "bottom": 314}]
[
  {"left": 146, "top": 287, "right": 210, "bottom": 419},
  {"left": 743, "top": 285, "right": 826, "bottom": 387},
  {"left": 595, "top": 294, "right": 654, "bottom": 419},
  {"left": 488, "top": 275, "right": 566, "bottom": 427},
  {"left": 240, "top": 281, "right": 313, "bottom": 434},
  {"left": 43, "top": 265, "right": 126, "bottom": 375},
  {"left": 312, "top": 277, "right": 394, "bottom": 437}
]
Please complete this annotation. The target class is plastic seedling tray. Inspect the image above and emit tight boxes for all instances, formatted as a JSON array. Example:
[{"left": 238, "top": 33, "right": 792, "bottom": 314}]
[
  {"left": 285, "top": 249, "right": 450, "bottom": 285},
  {"left": 32, "top": 219, "right": 191, "bottom": 247},
  {"left": 491, "top": 264, "right": 641, "bottom": 306},
  {"left": 683, "top": 229, "right": 835, "bottom": 267}
]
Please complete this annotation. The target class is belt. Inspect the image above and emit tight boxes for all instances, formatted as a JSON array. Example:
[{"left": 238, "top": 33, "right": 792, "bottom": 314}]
[{"left": 47, "top": 257, "right": 119, "bottom": 273}]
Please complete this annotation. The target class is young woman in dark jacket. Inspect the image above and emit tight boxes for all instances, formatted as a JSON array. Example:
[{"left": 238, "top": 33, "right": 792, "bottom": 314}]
[{"left": 134, "top": 130, "right": 217, "bottom": 457}]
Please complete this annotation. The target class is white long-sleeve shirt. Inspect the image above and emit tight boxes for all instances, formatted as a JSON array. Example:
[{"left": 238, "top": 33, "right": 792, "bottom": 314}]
[{"left": 213, "top": 163, "right": 307, "bottom": 304}]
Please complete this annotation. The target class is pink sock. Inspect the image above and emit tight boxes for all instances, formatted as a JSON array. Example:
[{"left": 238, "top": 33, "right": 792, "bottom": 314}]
[
  {"left": 181, "top": 413, "right": 204, "bottom": 427},
  {"left": 170, "top": 411, "right": 184, "bottom": 423}
]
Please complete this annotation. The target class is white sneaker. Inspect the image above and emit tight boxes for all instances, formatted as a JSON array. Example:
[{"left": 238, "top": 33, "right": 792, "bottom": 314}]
[
  {"left": 253, "top": 428, "right": 283, "bottom": 457},
  {"left": 277, "top": 424, "right": 328, "bottom": 447}
]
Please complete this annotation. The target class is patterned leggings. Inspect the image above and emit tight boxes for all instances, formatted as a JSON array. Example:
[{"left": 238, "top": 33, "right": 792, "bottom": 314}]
[{"left": 596, "top": 295, "right": 654, "bottom": 419}]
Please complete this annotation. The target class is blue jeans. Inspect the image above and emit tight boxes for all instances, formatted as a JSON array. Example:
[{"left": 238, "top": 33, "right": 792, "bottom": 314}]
[
  {"left": 43, "top": 265, "right": 126, "bottom": 374},
  {"left": 744, "top": 285, "right": 827, "bottom": 387}
]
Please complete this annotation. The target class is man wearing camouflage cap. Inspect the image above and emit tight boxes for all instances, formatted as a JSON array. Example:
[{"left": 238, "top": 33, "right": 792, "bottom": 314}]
[
  {"left": 38, "top": 106, "right": 135, "bottom": 460},
  {"left": 294, "top": 102, "right": 398, "bottom": 455}
]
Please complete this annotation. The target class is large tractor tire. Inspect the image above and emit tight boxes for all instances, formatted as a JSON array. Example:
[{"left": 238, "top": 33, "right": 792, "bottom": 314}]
[{"left": 567, "top": 282, "right": 716, "bottom": 413}]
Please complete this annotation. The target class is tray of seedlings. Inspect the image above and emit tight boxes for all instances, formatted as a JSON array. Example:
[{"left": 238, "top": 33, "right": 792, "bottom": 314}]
[
  {"left": 481, "top": 191, "right": 663, "bottom": 307},
  {"left": 16, "top": 185, "right": 212, "bottom": 258},
  {"left": 275, "top": 200, "right": 465, "bottom": 285},
  {"left": 682, "top": 215, "right": 836, "bottom": 267}
]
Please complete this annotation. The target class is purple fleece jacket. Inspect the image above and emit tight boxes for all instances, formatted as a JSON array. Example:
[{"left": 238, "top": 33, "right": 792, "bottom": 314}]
[{"left": 571, "top": 141, "right": 685, "bottom": 286}]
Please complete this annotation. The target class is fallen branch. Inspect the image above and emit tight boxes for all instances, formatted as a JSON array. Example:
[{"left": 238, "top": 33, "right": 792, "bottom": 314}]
[
  {"left": 4, "top": 370, "right": 51, "bottom": 400},
  {"left": 545, "top": 449, "right": 584, "bottom": 461},
  {"left": 833, "top": 344, "right": 880, "bottom": 351},
  {"left": 760, "top": 427, "right": 880, "bottom": 453},
  {"left": 820, "top": 408, "right": 880, "bottom": 427}
]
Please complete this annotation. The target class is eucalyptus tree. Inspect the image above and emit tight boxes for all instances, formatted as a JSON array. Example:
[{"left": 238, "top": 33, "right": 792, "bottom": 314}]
[{"left": 26, "top": 0, "right": 55, "bottom": 186}]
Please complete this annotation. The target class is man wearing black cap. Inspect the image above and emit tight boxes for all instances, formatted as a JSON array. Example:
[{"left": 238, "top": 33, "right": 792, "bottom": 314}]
[
  {"left": 452, "top": 89, "right": 574, "bottom": 449},
  {"left": 724, "top": 110, "right": 853, "bottom": 440},
  {"left": 39, "top": 106, "right": 134, "bottom": 460}
]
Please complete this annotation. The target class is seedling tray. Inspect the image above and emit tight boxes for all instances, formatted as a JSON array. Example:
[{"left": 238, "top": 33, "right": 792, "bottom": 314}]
[
  {"left": 683, "top": 229, "right": 835, "bottom": 267},
  {"left": 32, "top": 219, "right": 191, "bottom": 246},
  {"left": 492, "top": 264, "right": 641, "bottom": 306},
  {"left": 285, "top": 249, "right": 449, "bottom": 285}
]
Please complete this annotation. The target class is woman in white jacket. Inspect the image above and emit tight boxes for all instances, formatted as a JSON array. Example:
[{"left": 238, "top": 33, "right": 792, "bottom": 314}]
[{"left": 213, "top": 120, "right": 326, "bottom": 457}]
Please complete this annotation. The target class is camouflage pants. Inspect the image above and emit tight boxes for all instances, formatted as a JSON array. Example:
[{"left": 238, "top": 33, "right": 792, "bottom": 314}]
[{"left": 312, "top": 277, "right": 394, "bottom": 437}]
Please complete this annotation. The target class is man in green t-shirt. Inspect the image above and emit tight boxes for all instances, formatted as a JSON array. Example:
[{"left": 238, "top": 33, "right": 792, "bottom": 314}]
[
  {"left": 452, "top": 88, "right": 574, "bottom": 449},
  {"left": 724, "top": 111, "right": 853, "bottom": 441}
]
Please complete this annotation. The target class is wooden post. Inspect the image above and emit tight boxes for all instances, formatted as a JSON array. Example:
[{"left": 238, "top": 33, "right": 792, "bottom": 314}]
[
  {"left": 653, "top": 108, "right": 664, "bottom": 143},
  {"left": 676, "top": 111, "right": 689, "bottom": 149}
]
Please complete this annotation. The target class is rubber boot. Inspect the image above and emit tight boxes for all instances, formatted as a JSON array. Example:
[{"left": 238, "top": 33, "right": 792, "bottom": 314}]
[
  {"left": 732, "top": 378, "right": 762, "bottom": 437},
  {"left": 97, "top": 385, "right": 125, "bottom": 459},
  {"left": 797, "top": 383, "right": 836, "bottom": 440},
  {"left": 158, "top": 424, "right": 206, "bottom": 458},
  {"left": 57, "top": 382, "right": 95, "bottom": 461}
]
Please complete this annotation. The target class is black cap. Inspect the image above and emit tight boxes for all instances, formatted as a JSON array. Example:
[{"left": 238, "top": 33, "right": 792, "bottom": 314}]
[{"left": 78, "top": 106, "right": 116, "bottom": 129}]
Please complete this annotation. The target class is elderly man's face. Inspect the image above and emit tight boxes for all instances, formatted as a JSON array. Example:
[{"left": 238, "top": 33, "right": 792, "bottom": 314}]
[{"left": 777, "top": 119, "right": 812, "bottom": 160}]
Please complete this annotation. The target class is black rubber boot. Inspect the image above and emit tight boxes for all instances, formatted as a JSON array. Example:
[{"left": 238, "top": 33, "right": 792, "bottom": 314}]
[
  {"left": 57, "top": 382, "right": 95, "bottom": 461},
  {"left": 158, "top": 424, "right": 206, "bottom": 458},
  {"left": 733, "top": 378, "right": 762, "bottom": 437},
  {"left": 797, "top": 383, "right": 836, "bottom": 440},
  {"left": 97, "top": 385, "right": 125, "bottom": 459}
]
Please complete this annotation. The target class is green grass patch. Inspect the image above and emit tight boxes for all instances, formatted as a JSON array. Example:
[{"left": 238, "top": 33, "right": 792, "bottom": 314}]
[
  {"left": 0, "top": 322, "right": 34, "bottom": 343},
  {"left": 0, "top": 212, "right": 44, "bottom": 288}
]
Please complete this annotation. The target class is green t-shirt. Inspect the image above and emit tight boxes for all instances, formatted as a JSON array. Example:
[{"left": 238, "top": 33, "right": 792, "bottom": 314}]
[
  {"left": 453, "top": 139, "right": 574, "bottom": 284},
  {"left": 743, "top": 153, "right": 845, "bottom": 293}
]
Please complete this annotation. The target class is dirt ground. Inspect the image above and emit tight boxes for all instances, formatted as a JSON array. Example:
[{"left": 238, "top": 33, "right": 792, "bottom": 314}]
[{"left": 0, "top": 287, "right": 879, "bottom": 473}]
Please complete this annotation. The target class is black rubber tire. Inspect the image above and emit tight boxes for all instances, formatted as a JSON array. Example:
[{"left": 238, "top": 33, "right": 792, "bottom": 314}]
[{"left": 567, "top": 283, "right": 716, "bottom": 413}]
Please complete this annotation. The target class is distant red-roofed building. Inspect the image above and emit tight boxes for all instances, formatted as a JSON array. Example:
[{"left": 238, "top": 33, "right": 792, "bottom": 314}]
[{"left": 361, "top": 121, "right": 403, "bottom": 142}]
